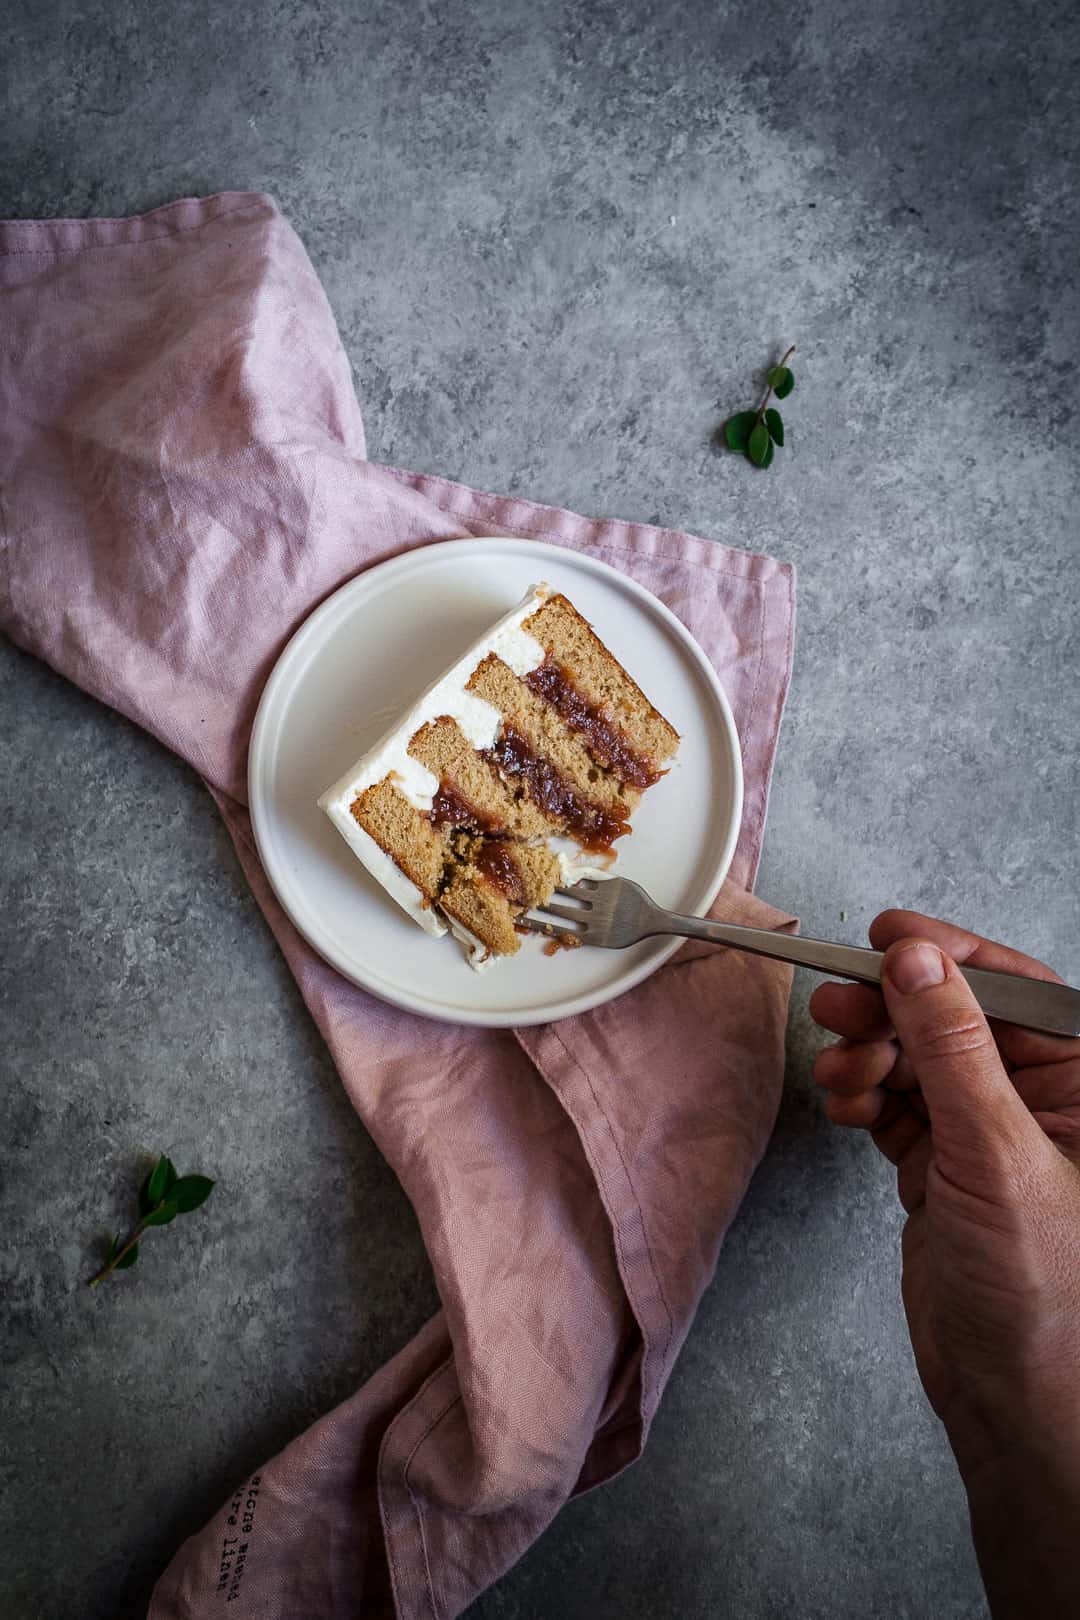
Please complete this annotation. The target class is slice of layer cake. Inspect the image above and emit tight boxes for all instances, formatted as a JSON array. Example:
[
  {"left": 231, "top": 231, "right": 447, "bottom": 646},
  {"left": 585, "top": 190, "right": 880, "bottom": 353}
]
[{"left": 318, "top": 584, "right": 679, "bottom": 968}]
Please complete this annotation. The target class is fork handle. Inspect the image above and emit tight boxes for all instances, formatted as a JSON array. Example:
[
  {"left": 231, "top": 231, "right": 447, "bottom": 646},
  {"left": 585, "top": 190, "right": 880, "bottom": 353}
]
[{"left": 660, "top": 917, "right": 1080, "bottom": 1038}]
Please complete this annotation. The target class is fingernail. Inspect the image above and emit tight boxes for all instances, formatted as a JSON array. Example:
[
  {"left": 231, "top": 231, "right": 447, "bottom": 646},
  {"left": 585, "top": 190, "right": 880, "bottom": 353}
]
[{"left": 888, "top": 942, "right": 946, "bottom": 994}]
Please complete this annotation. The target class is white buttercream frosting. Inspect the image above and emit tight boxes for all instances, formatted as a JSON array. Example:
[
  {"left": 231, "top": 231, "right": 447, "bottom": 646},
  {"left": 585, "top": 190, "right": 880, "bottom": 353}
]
[
  {"left": 318, "top": 585, "right": 552, "bottom": 957},
  {"left": 443, "top": 914, "right": 497, "bottom": 973},
  {"left": 322, "top": 809, "right": 448, "bottom": 938}
]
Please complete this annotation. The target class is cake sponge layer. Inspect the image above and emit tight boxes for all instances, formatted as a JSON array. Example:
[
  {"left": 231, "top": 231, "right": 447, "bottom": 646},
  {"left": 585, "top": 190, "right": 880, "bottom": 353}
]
[
  {"left": 440, "top": 838, "right": 561, "bottom": 958},
  {"left": 468, "top": 656, "right": 635, "bottom": 815},
  {"left": 351, "top": 777, "right": 446, "bottom": 899},
  {"left": 408, "top": 716, "right": 551, "bottom": 840},
  {"left": 350, "top": 777, "right": 561, "bottom": 962},
  {"left": 523, "top": 594, "right": 680, "bottom": 774}
]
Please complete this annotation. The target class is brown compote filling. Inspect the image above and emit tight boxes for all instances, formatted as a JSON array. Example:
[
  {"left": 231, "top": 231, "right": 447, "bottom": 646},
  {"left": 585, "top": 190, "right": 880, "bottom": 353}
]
[
  {"left": 482, "top": 724, "right": 630, "bottom": 852},
  {"left": 428, "top": 782, "right": 502, "bottom": 835},
  {"left": 474, "top": 841, "right": 527, "bottom": 904},
  {"left": 524, "top": 657, "right": 662, "bottom": 789}
]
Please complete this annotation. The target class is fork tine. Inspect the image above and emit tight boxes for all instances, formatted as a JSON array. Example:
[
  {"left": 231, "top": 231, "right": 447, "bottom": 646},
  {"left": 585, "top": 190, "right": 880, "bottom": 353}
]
[
  {"left": 554, "top": 887, "right": 593, "bottom": 906},
  {"left": 517, "top": 914, "right": 570, "bottom": 937},
  {"left": 532, "top": 902, "right": 590, "bottom": 924}
]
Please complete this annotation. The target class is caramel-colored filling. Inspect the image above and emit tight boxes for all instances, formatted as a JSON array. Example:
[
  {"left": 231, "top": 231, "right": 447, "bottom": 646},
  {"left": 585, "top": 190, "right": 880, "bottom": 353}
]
[
  {"left": 474, "top": 840, "right": 526, "bottom": 904},
  {"left": 481, "top": 724, "right": 630, "bottom": 852},
  {"left": 428, "top": 782, "right": 502, "bottom": 835},
  {"left": 524, "top": 656, "right": 662, "bottom": 789}
]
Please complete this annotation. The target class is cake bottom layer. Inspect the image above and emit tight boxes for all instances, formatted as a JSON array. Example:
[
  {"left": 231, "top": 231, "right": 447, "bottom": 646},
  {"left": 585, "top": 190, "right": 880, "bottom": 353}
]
[
  {"left": 351, "top": 779, "right": 560, "bottom": 961},
  {"left": 440, "top": 835, "right": 561, "bottom": 957}
]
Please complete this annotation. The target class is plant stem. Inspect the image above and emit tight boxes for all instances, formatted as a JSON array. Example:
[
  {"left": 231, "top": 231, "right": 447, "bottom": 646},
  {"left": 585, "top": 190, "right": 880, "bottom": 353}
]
[
  {"left": 88, "top": 1221, "right": 145, "bottom": 1288},
  {"left": 755, "top": 343, "right": 796, "bottom": 423}
]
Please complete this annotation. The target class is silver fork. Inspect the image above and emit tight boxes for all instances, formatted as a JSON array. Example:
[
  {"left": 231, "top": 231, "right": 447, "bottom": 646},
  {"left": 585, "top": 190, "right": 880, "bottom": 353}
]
[{"left": 522, "top": 877, "right": 1080, "bottom": 1038}]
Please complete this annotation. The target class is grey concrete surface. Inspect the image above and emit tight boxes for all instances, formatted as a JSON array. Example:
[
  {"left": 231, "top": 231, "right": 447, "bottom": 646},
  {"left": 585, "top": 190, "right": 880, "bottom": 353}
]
[{"left": 2, "top": 1, "right": 1077, "bottom": 1616}]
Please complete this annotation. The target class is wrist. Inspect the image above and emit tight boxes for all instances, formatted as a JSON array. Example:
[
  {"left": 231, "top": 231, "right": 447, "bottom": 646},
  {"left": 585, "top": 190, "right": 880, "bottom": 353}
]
[
  {"left": 943, "top": 1379, "right": 1080, "bottom": 1487},
  {"left": 945, "top": 1409, "right": 1080, "bottom": 1619}
]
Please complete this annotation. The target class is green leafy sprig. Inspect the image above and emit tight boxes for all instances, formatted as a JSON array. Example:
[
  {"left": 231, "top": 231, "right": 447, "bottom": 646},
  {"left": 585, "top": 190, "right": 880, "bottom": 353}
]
[
  {"left": 89, "top": 1152, "right": 215, "bottom": 1288},
  {"left": 724, "top": 345, "right": 796, "bottom": 469}
]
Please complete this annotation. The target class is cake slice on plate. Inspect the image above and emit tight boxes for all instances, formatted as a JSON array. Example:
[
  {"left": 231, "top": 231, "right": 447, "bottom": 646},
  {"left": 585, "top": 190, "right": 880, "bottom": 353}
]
[{"left": 318, "top": 584, "right": 679, "bottom": 968}]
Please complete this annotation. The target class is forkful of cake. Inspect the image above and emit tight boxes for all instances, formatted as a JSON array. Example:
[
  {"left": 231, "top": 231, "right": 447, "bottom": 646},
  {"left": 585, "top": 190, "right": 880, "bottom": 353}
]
[{"left": 520, "top": 877, "right": 1080, "bottom": 1036}]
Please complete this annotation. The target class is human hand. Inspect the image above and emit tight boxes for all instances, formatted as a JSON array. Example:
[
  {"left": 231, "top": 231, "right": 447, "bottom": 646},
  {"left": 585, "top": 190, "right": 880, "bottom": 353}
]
[{"left": 811, "top": 911, "right": 1080, "bottom": 1617}]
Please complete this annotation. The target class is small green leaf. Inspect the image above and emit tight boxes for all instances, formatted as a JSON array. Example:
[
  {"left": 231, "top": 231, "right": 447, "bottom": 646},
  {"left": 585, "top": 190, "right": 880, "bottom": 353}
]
[
  {"left": 724, "top": 410, "right": 757, "bottom": 452},
  {"left": 106, "top": 1233, "right": 121, "bottom": 1263},
  {"left": 146, "top": 1154, "right": 177, "bottom": 1208},
  {"left": 770, "top": 366, "right": 794, "bottom": 399},
  {"left": 764, "top": 408, "right": 784, "bottom": 446},
  {"left": 115, "top": 1242, "right": 139, "bottom": 1270},
  {"left": 748, "top": 421, "right": 771, "bottom": 466},
  {"left": 140, "top": 1156, "right": 178, "bottom": 1213},
  {"left": 761, "top": 436, "right": 775, "bottom": 468},
  {"left": 143, "top": 1199, "right": 179, "bottom": 1227},
  {"left": 171, "top": 1175, "right": 215, "bottom": 1215}
]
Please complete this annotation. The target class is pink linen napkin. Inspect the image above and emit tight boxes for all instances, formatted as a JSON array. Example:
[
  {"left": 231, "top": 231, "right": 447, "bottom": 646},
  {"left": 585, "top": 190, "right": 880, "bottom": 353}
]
[{"left": 0, "top": 192, "right": 796, "bottom": 1619}]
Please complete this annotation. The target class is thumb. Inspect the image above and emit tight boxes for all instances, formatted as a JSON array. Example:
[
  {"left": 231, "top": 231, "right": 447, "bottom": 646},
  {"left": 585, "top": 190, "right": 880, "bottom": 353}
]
[{"left": 881, "top": 939, "right": 1046, "bottom": 1179}]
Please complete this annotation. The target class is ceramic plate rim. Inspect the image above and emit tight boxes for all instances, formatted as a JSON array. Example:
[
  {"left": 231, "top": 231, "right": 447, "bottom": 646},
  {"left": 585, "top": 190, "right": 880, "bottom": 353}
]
[{"left": 248, "top": 537, "right": 744, "bottom": 1027}]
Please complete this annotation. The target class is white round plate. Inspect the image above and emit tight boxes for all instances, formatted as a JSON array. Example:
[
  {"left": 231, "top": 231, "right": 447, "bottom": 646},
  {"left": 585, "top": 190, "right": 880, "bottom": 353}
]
[{"left": 249, "top": 537, "right": 742, "bottom": 1027}]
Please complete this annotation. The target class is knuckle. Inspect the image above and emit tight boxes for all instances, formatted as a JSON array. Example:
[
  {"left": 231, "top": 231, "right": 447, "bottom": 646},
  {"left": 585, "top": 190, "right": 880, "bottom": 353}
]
[{"left": 912, "top": 1011, "right": 991, "bottom": 1064}]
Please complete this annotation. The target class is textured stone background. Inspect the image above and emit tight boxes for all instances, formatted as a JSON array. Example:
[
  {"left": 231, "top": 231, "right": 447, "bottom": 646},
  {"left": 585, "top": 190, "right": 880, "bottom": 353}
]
[{"left": 2, "top": 1, "right": 1077, "bottom": 1616}]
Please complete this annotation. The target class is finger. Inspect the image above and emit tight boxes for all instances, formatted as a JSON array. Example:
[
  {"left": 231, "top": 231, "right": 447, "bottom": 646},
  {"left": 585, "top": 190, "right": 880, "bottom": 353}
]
[
  {"left": 815, "top": 1039, "right": 898, "bottom": 1096},
  {"left": 1011, "top": 1059, "right": 1080, "bottom": 1163},
  {"left": 1009, "top": 1057, "right": 1080, "bottom": 1116},
  {"left": 991, "top": 1021, "right": 1080, "bottom": 1073},
  {"left": 886, "top": 1050, "right": 920, "bottom": 1091},
  {"left": 1031, "top": 1114, "right": 1080, "bottom": 1162},
  {"left": 880, "top": 938, "right": 1049, "bottom": 1181},
  {"left": 809, "top": 981, "right": 894, "bottom": 1042},
  {"left": 869, "top": 910, "right": 1063, "bottom": 983},
  {"left": 871, "top": 915, "right": 1079, "bottom": 1070},
  {"left": 814, "top": 917, "right": 1078, "bottom": 1071},
  {"left": 823, "top": 1086, "right": 896, "bottom": 1129},
  {"left": 871, "top": 1104, "right": 927, "bottom": 1168}
]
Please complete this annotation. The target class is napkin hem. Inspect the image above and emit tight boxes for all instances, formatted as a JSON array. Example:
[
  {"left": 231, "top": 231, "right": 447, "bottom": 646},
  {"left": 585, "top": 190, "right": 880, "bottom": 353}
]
[{"left": 0, "top": 190, "right": 276, "bottom": 257}]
